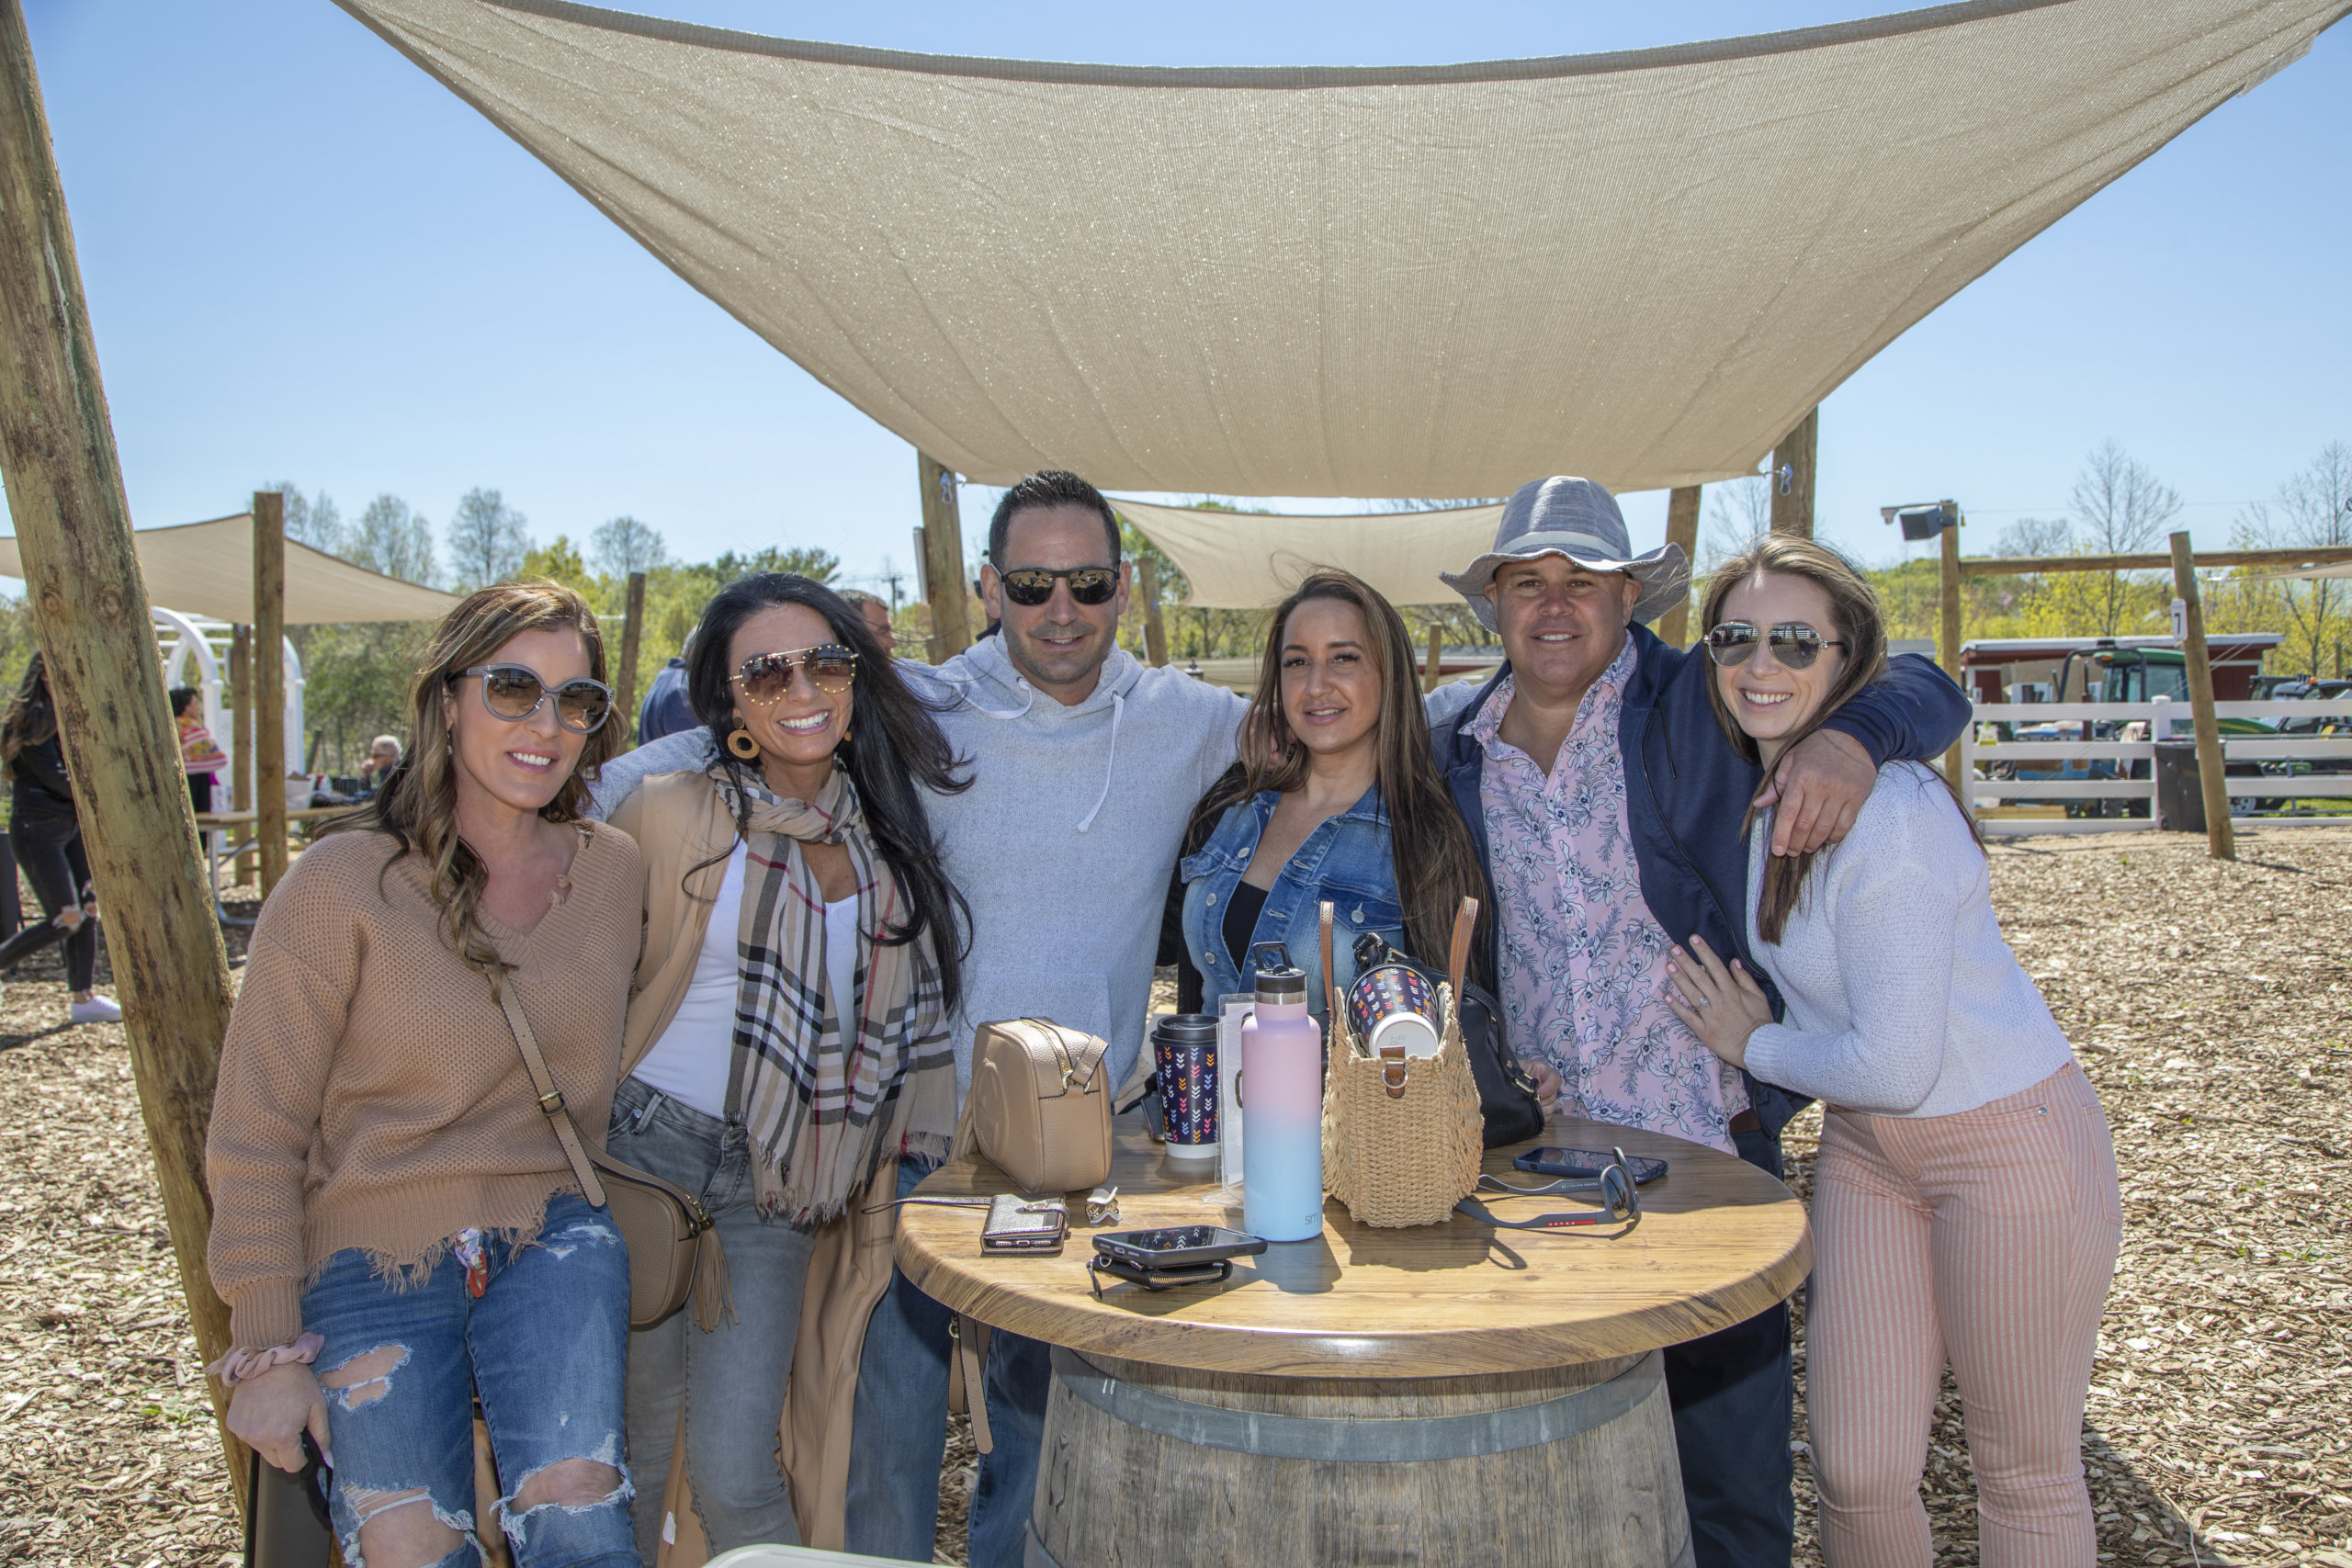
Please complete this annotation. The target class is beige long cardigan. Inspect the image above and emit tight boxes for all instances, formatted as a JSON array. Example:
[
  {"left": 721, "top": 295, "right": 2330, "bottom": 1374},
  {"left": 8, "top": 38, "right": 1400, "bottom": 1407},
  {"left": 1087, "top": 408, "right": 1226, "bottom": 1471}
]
[{"left": 609, "top": 770, "right": 915, "bottom": 1559}]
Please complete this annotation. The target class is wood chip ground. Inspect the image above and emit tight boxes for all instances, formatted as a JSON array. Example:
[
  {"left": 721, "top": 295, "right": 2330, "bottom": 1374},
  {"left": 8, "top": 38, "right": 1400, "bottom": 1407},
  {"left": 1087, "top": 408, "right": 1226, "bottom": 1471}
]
[{"left": 2, "top": 827, "right": 2346, "bottom": 1566}]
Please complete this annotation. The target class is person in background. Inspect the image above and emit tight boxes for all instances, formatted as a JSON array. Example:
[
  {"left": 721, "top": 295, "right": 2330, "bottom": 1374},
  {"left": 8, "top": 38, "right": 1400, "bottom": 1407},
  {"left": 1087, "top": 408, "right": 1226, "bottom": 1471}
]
[
  {"left": 639, "top": 632, "right": 699, "bottom": 743},
  {"left": 600, "top": 573, "right": 964, "bottom": 1558},
  {"left": 354, "top": 734, "right": 402, "bottom": 795},
  {"left": 1172, "top": 570, "right": 1488, "bottom": 1021},
  {"left": 839, "top": 588, "right": 899, "bottom": 656},
  {"left": 1667, "top": 536, "right": 2119, "bottom": 1568},
  {"left": 0, "top": 654, "right": 122, "bottom": 1024},
  {"left": 206, "top": 581, "right": 640, "bottom": 1568},
  {"left": 1430, "top": 476, "right": 1971, "bottom": 1568},
  {"left": 173, "top": 686, "right": 229, "bottom": 818}
]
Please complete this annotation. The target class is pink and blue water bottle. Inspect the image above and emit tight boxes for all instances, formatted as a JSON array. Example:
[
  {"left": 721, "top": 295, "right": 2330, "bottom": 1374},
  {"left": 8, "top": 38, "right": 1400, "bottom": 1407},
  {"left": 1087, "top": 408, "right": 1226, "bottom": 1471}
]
[{"left": 1240, "top": 942, "right": 1326, "bottom": 1242}]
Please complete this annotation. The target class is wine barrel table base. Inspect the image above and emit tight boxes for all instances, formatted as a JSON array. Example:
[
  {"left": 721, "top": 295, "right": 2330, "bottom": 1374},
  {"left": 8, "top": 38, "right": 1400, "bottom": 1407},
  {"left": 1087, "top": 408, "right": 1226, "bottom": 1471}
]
[
  {"left": 1028, "top": 1347, "right": 1689, "bottom": 1568},
  {"left": 899, "top": 1117, "right": 1808, "bottom": 1568}
]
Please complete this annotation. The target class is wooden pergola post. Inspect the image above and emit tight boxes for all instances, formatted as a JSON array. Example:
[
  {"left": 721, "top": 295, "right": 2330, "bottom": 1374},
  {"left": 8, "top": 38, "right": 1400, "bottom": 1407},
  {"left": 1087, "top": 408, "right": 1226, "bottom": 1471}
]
[
  {"left": 1940, "top": 508, "right": 1965, "bottom": 792},
  {"left": 253, "top": 492, "right": 288, "bottom": 897},
  {"left": 229, "top": 625, "right": 254, "bottom": 886},
  {"left": 918, "top": 452, "right": 972, "bottom": 663},
  {"left": 1423, "top": 624, "right": 1444, "bottom": 694},
  {"left": 1770, "top": 407, "right": 1817, "bottom": 538},
  {"left": 616, "top": 569, "right": 647, "bottom": 739},
  {"left": 1136, "top": 557, "right": 1170, "bottom": 668},
  {"left": 0, "top": 0, "right": 244, "bottom": 1499},
  {"left": 1657, "top": 484, "right": 1702, "bottom": 647},
  {"left": 2169, "top": 532, "right": 2235, "bottom": 862}
]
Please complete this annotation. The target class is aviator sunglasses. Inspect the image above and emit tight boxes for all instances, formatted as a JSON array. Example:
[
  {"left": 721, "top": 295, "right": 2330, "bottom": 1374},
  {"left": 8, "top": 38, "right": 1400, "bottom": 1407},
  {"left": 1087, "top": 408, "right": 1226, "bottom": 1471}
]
[
  {"left": 997, "top": 566, "right": 1119, "bottom": 607},
  {"left": 1704, "top": 621, "right": 1849, "bottom": 671},
  {"left": 731, "top": 645, "right": 859, "bottom": 705},
  {"left": 450, "top": 665, "right": 614, "bottom": 734}
]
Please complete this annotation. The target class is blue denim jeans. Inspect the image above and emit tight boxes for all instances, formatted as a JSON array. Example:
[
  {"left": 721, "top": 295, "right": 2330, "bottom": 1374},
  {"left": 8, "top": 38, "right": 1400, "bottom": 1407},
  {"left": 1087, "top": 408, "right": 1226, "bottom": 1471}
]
[
  {"left": 300, "top": 1191, "right": 637, "bottom": 1567},
  {"left": 841, "top": 1156, "right": 1051, "bottom": 1568},
  {"left": 1663, "top": 1125, "right": 1798, "bottom": 1568},
  {"left": 607, "top": 1078, "right": 814, "bottom": 1561}
]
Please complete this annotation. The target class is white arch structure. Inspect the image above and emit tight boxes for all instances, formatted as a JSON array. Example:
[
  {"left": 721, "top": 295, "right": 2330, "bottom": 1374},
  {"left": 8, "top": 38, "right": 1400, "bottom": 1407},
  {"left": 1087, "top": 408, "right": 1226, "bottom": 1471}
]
[{"left": 152, "top": 605, "right": 306, "bottom": 787}]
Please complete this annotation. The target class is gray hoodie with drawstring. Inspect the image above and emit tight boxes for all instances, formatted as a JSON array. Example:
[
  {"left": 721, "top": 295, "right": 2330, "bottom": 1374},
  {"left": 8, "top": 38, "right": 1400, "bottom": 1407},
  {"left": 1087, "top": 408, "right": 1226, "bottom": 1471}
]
[{"left": 590, "top": 634, "right": 1249, "bottom": 1100}]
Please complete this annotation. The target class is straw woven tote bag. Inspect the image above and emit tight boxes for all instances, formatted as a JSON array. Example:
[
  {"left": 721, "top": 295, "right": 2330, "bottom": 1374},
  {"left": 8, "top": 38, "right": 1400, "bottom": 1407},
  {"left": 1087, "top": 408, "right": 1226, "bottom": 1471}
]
[{"left": 1320, "top": 897, "right": 1485, "bottom": 1228}]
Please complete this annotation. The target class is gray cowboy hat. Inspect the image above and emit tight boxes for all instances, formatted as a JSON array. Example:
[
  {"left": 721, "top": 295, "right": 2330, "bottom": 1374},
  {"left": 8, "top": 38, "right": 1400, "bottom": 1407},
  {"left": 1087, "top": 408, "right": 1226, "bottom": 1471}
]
[{"left": 1442, "top": 477, "right": 1691, "bottom": 631}]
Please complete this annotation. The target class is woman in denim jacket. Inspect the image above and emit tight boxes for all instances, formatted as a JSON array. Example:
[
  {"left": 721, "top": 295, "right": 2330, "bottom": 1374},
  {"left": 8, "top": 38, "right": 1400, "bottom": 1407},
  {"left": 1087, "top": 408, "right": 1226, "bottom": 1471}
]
[{"left": 1173, "top": 570, "right": 1488, "bottom": 1016}]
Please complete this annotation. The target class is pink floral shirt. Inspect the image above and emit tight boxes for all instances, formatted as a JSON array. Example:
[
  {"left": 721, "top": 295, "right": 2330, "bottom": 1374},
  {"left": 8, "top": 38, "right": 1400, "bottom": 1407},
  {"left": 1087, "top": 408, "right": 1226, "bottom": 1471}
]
[{"left": 1472, "top": 642, "right": 1747, "bottom": 1154}]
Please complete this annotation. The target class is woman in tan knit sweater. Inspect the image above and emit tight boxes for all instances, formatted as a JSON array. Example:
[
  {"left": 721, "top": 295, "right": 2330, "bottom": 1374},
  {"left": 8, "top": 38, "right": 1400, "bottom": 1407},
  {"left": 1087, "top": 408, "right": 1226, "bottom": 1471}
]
[
  {"left": 206, "top": 582, "right": 641, "bottom": 1568},
  {"left": 601, "top": 572, "right": 965, "bottom": 1558}
]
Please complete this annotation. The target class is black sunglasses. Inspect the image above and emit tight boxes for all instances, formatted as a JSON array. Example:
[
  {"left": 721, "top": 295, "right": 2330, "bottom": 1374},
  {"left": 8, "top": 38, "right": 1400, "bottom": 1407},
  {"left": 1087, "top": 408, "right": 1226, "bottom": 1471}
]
[
  {"left": 998, "top": 566, "right": 1119, "bottom": 607},
  {"left": 731, "top": 645, "right": 858, "bottom": 705},
  {"left": 1704, "top": 621, "right": 1849, "bottom": 671},
  {"left": 1453, "top": 1146, "right": 1645, "bottom": 1234},
  {"left": 450, "top": 665, "right": 614, "bottom": 734}
]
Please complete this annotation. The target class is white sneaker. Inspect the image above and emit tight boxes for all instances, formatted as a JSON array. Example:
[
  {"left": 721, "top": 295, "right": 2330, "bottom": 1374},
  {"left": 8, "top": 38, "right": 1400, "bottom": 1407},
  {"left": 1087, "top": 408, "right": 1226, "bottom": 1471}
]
[{"left": 69, "top": 995, "right": 123, "bottom": 1025}]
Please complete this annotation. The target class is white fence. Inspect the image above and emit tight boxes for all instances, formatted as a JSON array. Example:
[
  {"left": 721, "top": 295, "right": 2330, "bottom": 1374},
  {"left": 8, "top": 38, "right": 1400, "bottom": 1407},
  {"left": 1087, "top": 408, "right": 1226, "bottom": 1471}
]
[{"left": 1961, "top": 699, "right": 2352, "bottom": 836}]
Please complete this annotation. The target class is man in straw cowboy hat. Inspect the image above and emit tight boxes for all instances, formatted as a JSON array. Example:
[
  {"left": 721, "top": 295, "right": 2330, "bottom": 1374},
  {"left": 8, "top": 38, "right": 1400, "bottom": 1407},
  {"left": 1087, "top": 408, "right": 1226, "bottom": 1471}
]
[{"left": 1430, "top": 476, "right": 1970, "bottom": 1568}]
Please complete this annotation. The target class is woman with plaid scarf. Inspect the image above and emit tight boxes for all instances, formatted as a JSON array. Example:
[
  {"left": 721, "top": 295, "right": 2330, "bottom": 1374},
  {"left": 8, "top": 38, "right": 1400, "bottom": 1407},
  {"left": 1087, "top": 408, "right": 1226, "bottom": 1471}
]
[{"left": 602, "top": 573, "right": 969, "bottom": 1560}]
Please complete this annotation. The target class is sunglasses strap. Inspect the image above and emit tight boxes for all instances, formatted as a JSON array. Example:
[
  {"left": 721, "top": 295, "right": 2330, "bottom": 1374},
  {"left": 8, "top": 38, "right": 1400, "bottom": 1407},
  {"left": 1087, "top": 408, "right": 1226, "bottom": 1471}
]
[{"left": 1453, "top": 1197, "right": 1638, "bottom": 1234}]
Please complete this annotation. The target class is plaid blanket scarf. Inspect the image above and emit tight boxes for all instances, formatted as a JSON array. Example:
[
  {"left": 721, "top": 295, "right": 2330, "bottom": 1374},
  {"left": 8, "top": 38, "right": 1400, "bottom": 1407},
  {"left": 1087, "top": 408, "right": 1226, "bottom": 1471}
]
[{"left": 715, "top": 763, "right": 956, "bottom": 1227}]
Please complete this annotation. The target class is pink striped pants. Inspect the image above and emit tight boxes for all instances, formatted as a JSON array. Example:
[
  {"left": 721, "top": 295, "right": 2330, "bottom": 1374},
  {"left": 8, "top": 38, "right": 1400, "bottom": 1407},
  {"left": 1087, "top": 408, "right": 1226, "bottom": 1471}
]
[{"left": 1807, "top": 1064, "right": 2121, "bottom": 1568}]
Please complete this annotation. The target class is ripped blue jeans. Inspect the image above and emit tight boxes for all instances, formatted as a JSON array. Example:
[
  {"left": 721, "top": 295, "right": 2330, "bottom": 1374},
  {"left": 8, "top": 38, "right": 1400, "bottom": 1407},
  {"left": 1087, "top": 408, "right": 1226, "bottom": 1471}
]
[{"left": 300, "top": 1193, "right": 639, "bottom": 1567}]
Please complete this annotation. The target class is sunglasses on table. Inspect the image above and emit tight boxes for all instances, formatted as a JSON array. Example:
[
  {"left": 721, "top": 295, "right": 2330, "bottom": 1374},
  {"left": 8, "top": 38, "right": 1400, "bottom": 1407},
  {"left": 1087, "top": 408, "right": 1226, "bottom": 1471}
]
[
  {"left": 1453, "top": 1145, "right": 1644, "bottom": 1235},
  {"left": 997, "top": 566, "right": 1119, "bottom": 606},
  {"left": 1703, "top": 621, "right": 1849, "bottom": 670},
  {"left": 450, "top": 665, "right": 614, "bottom": 734},
  {"left": 731, "top": 645, "right": 859, "bottom": 704}
]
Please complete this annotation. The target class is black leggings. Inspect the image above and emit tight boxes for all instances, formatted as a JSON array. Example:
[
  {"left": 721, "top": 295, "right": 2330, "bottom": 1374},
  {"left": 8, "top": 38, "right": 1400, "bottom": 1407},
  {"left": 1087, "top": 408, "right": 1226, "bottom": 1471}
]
[{"left": 0, "top": 813, "right": 96, "bottom": 991}]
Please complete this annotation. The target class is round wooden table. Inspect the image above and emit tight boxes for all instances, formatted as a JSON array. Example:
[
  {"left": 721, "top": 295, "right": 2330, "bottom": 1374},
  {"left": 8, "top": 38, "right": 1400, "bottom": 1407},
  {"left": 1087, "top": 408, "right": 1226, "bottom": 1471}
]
[{"left": 896, "top": 1115, "right": 1811, "bottom": 1568}]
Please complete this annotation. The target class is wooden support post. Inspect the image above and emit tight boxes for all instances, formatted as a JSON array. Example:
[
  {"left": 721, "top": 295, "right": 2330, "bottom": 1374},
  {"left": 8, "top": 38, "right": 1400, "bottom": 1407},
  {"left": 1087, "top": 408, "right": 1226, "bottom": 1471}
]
[
  {"left": 1657, "top": 485, "right": 1702, "bottom": 647},
  {"left": 0, "top": 0, "right": 244, "bottom": 1500},
  {"left": 230, "top": 625, "right": 254, "bottom": 886},
  {"left": 918, "top": 452, "right": 972, "bottom": 663},
  {"left": 253, "top": 492, "right": 288, "bottom": 897},
  {"left": 616, "top": 569, "right": 647, "bottom": 740},
  {"left": 2170, "top": 532, "right": 2235, "bottom": 861},
  {"left": 1136, "top": 558, "right": 1169, "bottom": 669},
  {"left": 1423, "top": 625, "right": 1444, "bottom": 694},
  {"left": 1770, "top": 407, "right": 1817, "bottom": 538},
  {"left": 1940, "top": 513, "right": 1965, "bottom": 794}
]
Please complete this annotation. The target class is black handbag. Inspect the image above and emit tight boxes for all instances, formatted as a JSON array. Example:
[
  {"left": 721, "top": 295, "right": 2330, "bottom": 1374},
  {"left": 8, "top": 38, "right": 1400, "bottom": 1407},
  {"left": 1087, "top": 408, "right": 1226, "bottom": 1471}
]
[
  {"left": 243, "top": 1438, "right": 333, "bottom": 1568},
  {"left": 1349, "top": 930, "right": 1545, "bottom": 1147}
]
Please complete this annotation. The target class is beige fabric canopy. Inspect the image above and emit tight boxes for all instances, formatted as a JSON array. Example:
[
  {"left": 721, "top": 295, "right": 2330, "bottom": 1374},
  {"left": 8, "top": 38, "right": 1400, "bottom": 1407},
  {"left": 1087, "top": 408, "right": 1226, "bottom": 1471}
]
[
  {"left": 0, "top": 514, "right": 459, "bottom": 624},
  {"left": 1114, "top": 498, "right": 1506, "bottom": 609},
  {"left": 342, "top": 0, "right": 2340, "bottom": 499}
]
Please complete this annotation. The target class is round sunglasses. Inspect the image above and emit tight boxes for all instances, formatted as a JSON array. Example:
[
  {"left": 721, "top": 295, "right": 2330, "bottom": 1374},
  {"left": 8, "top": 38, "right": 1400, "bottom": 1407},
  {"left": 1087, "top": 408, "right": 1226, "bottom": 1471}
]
[
  {"left": 450, "top": 664, "right": 614, "bottom": 734},
  {"left": 1703, "top": 621, "right": 1849, "bottom": 671},
  {"left": 730, "top": 644, "right": 858, "bottom": 705},
  {"left": 997, "top": 566, "right": 1118, "bottom": 607}
]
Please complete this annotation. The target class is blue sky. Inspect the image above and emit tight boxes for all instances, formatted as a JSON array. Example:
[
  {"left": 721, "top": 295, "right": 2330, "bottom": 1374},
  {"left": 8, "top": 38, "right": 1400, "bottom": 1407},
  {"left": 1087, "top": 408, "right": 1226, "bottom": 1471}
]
[{"left": 10, "top": 1, "right": 2347, "bottom": 603}]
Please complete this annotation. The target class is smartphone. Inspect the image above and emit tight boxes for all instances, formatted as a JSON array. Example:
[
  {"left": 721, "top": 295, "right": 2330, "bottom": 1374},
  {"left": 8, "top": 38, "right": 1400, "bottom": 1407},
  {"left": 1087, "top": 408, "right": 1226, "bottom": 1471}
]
[
  {"left": 1092, "top": 1224, "right": 1267, "bottom": 1270},
  {"left": 980, "top": 1194, "right": 1068, "bottom": 1255},
  {"left": 1512, "top": 1147, "right": 1668, "bottom": 1184}
]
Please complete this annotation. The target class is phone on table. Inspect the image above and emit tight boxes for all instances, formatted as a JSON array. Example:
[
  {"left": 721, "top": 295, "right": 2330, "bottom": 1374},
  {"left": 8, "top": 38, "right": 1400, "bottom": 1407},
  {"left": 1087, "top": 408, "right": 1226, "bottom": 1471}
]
[
  {"left": 1091, "top": 1224, "right": 1267, "bottom": 1270},
  {"left": 1512, "top": 1147, "right": 1668, "bottom": 1184},
  {"left": 980, "top": 1194, "right": 1068, "bottom": 1255}
]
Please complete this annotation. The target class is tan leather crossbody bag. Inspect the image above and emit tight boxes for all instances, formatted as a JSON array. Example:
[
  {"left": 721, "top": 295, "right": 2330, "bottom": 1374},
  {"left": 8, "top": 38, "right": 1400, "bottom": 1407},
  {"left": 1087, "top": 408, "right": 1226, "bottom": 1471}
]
[{"left": 951, "top": 1018, "right": 1114, "bottom": 1194}]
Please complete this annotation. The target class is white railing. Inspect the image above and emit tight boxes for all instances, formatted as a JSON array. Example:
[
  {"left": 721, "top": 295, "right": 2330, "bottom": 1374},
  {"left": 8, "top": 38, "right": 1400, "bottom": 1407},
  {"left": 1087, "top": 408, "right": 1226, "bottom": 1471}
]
[{"left": 1961, "top": 699, "right": 2352, "bottom": 835}]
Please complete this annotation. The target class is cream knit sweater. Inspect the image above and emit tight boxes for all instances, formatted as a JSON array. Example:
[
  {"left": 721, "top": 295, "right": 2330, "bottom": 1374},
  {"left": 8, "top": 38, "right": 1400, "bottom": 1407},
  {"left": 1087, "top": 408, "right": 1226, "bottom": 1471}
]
[
  {"left": 204, "top": 821, "right": 642, "bottom": 1348},
  {"left": 1741, "top": 762, "right": 2076, "bottom": 1118}
]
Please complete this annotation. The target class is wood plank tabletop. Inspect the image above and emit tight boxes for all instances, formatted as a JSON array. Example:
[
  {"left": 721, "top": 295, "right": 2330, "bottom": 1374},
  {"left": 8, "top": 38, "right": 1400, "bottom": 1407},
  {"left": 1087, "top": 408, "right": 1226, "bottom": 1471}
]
[{"left": 895, "top": 1115, "right": 1812, "bottom": 1380}]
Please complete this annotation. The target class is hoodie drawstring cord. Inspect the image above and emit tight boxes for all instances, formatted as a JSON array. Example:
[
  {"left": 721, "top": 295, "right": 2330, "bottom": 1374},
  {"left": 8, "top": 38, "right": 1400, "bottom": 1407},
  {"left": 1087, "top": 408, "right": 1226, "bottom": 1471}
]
[{"left": 1073, "top": 689, "right": 1125, "bottom": 834}]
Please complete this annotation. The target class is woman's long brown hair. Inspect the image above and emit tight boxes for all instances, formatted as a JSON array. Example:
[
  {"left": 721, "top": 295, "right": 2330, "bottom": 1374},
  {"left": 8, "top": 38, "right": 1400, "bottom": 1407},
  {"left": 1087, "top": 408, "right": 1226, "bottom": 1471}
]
[
  {"left": 1182, "top": 570, "right": 1489, "bottom": 983},
  {"left": 1698, "top": 535, "right": 1977, "bottom": 944},
  {"left": 351, "top": 581, "right": 624, "bottom": 977}
]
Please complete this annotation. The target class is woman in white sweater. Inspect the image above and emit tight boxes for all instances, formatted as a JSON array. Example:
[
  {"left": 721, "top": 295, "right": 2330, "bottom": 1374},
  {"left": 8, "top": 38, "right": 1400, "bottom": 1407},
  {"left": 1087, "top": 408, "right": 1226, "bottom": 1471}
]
[{"left": 1662, "top": 535, "right": 2120, "bottom": 1568}]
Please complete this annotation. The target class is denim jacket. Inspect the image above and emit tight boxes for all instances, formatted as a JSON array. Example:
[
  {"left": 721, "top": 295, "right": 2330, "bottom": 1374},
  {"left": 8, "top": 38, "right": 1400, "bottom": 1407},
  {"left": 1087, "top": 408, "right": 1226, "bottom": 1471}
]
[{"left": 1179, "top": 784, "right": 1405, "bottom": 1023}]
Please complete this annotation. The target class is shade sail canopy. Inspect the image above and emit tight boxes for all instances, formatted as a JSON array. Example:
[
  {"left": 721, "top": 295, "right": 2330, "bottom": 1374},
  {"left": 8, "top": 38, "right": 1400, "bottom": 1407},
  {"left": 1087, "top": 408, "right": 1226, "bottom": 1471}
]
[
  {"left": 1114, "top": 498, "right": 1506, "bottom": 609},
  {"left": 0, "top": 515, "right": 460, "bottom": 624},
  {"left": 342, "top": 0, "right": 2341, "bottom": 498}
]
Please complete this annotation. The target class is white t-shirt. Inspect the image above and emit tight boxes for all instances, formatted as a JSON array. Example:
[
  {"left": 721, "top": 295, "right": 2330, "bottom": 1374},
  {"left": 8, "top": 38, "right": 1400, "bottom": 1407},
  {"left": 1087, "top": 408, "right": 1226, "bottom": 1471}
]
[{"left": 629, "top": 840, "right": 861, "bottom": 1120}]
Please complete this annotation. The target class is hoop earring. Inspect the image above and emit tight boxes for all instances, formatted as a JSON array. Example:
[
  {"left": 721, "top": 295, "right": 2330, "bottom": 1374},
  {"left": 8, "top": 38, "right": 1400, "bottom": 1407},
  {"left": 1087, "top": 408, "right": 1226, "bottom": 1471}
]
[{"left": 726, "top": 725, "right": 762, "bottom": 761}]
